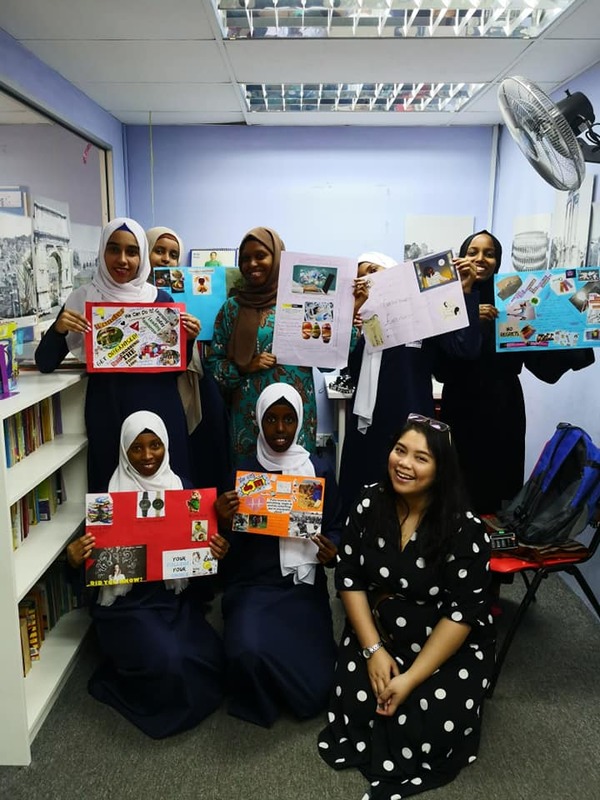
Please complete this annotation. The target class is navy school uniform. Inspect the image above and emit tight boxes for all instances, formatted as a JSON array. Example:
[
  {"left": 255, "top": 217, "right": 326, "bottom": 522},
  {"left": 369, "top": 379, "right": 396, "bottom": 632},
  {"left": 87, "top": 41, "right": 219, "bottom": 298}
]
[{"left": 220, "top": 453, "right": 342, "bottom": 727}]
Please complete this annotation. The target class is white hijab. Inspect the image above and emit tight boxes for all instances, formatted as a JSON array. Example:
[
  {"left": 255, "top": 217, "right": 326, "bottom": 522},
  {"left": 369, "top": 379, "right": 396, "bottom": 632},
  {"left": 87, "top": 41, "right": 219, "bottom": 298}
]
[
  {"left": 65, "top": 217, "right": 157, "bottom": 359},
  {"left": 99, "top": 410, "right": 185, "bottom": 606},
  {"left": 145, "top": 225, "right": 204, "bottom": 434},
  {"left": 255, "top": 384, "right": 319, "bottom": 585},
  {"left": 353, "top": 251, "right": 398, "bottom": 434}
]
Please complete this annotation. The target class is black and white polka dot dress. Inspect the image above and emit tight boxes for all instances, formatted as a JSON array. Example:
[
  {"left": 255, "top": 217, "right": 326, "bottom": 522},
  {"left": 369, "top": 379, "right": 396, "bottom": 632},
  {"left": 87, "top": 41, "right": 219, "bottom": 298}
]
[{"left": 317, "top": 485, "right": 495, "bottom": 799}]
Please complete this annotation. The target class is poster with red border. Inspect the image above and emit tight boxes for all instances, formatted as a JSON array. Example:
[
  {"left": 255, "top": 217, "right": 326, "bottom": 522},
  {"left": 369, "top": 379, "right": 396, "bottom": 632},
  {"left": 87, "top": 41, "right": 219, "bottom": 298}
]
[
  {"left": 84, "top": 487, "right": 218, "bottom": 586},
  {"left": 85, "top": 302, "right": 186, "bottom": 372},
  {"left": 232, "top": 470, "right": 325, "bottom": 538}
]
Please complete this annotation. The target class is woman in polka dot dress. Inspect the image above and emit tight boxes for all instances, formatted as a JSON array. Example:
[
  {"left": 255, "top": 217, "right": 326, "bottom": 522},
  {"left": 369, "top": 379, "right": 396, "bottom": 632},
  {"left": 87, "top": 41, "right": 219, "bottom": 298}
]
[{"left": 317, "top": 413, "right": 495, "bottom": 799}]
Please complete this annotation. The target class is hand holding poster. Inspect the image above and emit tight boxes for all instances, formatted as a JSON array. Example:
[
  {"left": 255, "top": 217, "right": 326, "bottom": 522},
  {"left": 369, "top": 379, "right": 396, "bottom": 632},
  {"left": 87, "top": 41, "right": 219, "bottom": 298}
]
[
  {"left": 358, "top": 251, "right": 468, "bottom": 353},
  {"left": 271, "top": 252, "right": 356, "bottom": 369},
  {"left": 85, "top": 302, "right": 186, "bottom": 372},
  {"left": 232, "top": 470, "right": 325, "bottom": 538},
  {"left": 84, "top": 487, "right": 218, "bottom": 585},
  {"left": 494, "top": 267, "right": 600, "bottom": 351}
]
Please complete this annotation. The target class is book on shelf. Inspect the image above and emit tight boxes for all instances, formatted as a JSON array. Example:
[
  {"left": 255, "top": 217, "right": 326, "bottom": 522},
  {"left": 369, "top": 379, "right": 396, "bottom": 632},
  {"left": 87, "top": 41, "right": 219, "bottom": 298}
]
[
  {"left": 19, "top": 615, "right": 32, "bottom": 676},
  {"left": 3, "top": 394, "right": 64, "bottom": 467},
  {"left": 10, "top": 469, "right": 64, "bottom": 548}
]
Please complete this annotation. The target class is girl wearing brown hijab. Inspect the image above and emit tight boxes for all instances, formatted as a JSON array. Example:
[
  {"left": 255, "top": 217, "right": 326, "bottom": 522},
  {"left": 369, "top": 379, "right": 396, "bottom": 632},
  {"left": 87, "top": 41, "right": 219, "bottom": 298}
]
[{"left": 206, "top": 227, "right": 317, "bottom": 462}]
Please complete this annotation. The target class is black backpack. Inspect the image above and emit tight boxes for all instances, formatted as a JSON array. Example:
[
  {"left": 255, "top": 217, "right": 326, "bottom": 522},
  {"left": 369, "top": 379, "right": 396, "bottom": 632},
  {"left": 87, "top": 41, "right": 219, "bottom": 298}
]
[{"left": 497, "top": 423, "right": 600, "bottom": 546}]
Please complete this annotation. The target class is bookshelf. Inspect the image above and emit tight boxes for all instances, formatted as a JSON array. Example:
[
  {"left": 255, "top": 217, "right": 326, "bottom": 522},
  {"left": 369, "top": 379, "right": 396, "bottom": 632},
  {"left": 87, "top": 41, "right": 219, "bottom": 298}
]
[{"left": 0, "top": 371, "right": 89, "bottom": 765}]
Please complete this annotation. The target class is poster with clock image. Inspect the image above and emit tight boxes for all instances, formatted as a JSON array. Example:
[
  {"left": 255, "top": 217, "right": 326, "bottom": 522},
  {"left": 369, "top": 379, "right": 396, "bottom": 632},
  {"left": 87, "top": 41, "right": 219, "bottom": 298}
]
[{"left": 84, "top": 487, "right": 218, "bottom": 586}]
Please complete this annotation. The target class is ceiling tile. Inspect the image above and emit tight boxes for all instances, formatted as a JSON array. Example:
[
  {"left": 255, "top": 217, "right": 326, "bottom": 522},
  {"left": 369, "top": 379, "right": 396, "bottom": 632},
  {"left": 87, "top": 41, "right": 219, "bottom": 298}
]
[
  {"left": 117, "top": 111, "right": 245, "bottom": 124},
  {"left": 509, "top": 39, "right": 600, "bottom": 83},
  {"left": 545, "top": 0, "right": 600, "bottom": 39},
  {"left": 20, "top": 40, "right": 231, "bottom": 84},
  {"left": 0, "top": 0, "right": 214, "bottom": 40},
  {"left": 225, "top": 39, "right": 529, "bottom": 84},
  {"left": 74, "top": 82, "right": 243, "bottom": 113}
]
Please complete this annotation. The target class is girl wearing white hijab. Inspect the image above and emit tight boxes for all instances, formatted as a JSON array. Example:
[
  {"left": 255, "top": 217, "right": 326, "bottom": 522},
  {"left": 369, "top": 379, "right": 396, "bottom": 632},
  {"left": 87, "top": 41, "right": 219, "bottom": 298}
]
[
  {"left": 35, "top": 217, "right": 201, "bottom": 492},
  {"left": 80, "top": 410, "right": 227, "bottom": 739},
  {"left": 338, "top": 249, "right": 481, "bottom": 518},
  {"left": 146, "top": 226, "right": 184, "bottom": 271},
  {"left": 220, "top": 383, "right": 342, "bottom": 728}
]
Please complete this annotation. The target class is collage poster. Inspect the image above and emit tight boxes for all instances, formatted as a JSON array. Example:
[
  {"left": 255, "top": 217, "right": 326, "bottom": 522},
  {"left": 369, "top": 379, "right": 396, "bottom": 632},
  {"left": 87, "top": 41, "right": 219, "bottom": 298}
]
[
  {"left": 494, "top": 268, "right": 600, "bottom": 351},
  {"left": 232, "top": 470, "right": 326, "bottom": 538},
  {"left": 85, "top": 302, "right": 186, "bottom": 372},
  {"left": 271, "top": 252, "right": 356, "bottom": 369},
  {"left": 152, "top": 265, "right": 229, "bottom": 341},
  {"left": 358, "top": 251, "right": 468, "bottom": 353},
  {"left": 84, "top": 487, "right": 218, "bottom": 586}
]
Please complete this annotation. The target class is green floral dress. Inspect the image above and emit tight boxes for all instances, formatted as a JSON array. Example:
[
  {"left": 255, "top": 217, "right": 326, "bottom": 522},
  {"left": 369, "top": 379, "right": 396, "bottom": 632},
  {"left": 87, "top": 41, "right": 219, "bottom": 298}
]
[{"left": 207, "top": 298, "right": 317, "bottom": 463}]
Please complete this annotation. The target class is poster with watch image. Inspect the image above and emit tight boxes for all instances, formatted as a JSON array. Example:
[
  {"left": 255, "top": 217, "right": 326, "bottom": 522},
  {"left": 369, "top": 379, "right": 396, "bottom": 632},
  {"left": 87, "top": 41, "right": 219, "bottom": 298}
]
[{"left": 84, "top": 487, "right": 218, "bottom": 586}]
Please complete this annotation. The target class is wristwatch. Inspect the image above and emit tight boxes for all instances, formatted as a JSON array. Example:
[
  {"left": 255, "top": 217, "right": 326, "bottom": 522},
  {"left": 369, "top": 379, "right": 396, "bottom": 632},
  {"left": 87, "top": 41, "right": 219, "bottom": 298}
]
[
  {"left": 139, "top": 491, "right": 151, "bottom": 518},
  {"left": 362, "top": 641, "right": 384, "bottom": 660},
  {"left": 152, "top": 494, "right": 165, "bottom": 517}
]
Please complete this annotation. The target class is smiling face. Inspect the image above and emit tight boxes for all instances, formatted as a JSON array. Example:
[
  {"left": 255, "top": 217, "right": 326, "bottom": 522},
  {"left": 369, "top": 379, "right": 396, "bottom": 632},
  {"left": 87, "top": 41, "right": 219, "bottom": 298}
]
[
  {"left": 150, "top": 235, "right": 180, "bottom": 268},
  {"left": 104, "top": 230, "right": 141, "bottom": 284},
  {"left": 465, "top": 233, "right": 497, "bottom": 282},
  {"left": 388, "top": 429, "right": 436, "bottom": 502},
  {"left": 126, "top": 431, "right": 165, "bottom": 477},
  {"left": 239, "top": 239, "right": 274, "bottom": 287},
  {"left": 262, "top": 402, "right": 298, "bottom": 453}
]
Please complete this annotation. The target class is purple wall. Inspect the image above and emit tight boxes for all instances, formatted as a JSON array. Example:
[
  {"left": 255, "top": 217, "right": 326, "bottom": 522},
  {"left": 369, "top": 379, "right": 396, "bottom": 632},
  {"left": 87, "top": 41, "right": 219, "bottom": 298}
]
[
  {"left": 126, "top": 125, "right": 495, "bottom": 260},
  {"left": 493, "top": 61, "right": 600, "bottom": 611},
  {"left": 0, "top": 28, "right": 127, "bottom": 215}
]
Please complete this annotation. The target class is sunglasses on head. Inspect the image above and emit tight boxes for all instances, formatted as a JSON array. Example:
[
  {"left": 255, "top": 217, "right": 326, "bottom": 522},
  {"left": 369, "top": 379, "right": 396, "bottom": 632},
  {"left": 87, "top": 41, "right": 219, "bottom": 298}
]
[{"left": 406, "top": 413, "right": 451, "bottom": 440}]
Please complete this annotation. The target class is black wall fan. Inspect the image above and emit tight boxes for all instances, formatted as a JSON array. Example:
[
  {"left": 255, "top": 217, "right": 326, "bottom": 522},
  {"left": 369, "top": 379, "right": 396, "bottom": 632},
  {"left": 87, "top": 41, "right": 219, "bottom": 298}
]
[{"left": 498, "top": 75, "right": 600, "bottom": 192}]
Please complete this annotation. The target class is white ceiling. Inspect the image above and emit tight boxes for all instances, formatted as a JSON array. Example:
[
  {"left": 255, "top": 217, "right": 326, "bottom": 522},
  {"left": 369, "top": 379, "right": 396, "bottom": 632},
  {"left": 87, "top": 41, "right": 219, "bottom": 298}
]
[{"left": 1, "top": 0, "right": 600, "bottom": 127}]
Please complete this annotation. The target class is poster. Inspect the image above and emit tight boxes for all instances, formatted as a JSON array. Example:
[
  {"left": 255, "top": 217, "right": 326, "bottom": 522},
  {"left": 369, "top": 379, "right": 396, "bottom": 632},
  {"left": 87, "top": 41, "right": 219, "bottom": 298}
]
[
  {"left": 232, "top": 470, "right": 326, "bottom": 538},
  {"left": 152, "top": 265, "right": 228, "bottom": 341},
  {"left": 358, "top": 251, "right": 468, "bottom": 353},
  {"left": 494, "top": 267, "right": 600, "bottom": 351},
  {"left": 85, "top": 302, "right": 186, "bottom": 372},
  {"left": 84, "top": 487, "right": 218, "bottom": 586},
  {"left": 271, "top": 251, "right": 356, "bottom": 369}
]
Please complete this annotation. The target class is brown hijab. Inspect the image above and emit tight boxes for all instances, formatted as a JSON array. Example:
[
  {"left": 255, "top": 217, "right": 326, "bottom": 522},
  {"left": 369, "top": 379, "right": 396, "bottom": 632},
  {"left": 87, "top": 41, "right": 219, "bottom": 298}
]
[{"left": 228, "top": 226, "right": 285, "bottom": 368}]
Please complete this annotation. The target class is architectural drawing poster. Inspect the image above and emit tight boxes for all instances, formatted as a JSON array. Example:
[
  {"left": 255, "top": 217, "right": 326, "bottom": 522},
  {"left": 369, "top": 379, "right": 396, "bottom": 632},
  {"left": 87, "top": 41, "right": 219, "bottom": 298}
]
[
  {"left": 84, "top": 487, "right": 218, "bottom": 585},
  {"left": 494, "top": 267, "right": 600, "bottom": 351},
  {"left": 85, "top": 302, "right": 186, "bottom": 372},
  {"left": 232, "top": 470, "right": 326, "bottom": 538},
  {"left": 271, "top": 251, "right": 356, "bottom": 369}
]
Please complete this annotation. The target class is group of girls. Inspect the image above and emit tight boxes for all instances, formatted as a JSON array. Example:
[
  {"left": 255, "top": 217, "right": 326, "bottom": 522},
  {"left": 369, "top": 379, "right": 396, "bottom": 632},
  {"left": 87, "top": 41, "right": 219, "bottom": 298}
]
[{"left": 36, "top": 217, "right": 593, "bottom": 798}]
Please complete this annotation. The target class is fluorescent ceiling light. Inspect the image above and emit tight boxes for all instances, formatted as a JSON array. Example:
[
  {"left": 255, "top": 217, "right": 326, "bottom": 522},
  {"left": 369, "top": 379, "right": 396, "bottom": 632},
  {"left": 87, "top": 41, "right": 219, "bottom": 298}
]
[
  {"left": 214, "top": 0, "right": 574, "bottom": 39},
  {"left": 241, "top": 82, "right": 485, "bottom": 111}
]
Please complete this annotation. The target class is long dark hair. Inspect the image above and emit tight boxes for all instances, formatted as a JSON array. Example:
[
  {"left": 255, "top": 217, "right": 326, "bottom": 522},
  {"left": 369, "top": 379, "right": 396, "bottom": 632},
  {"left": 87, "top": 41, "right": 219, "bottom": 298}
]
[{"left": 367, "top": 419, "right": 471, "bottom": 566}]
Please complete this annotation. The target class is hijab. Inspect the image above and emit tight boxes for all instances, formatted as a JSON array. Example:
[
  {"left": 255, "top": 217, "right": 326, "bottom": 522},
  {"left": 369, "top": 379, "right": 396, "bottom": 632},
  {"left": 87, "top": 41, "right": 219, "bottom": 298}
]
[
  {"left": 255, "top": 384, "right": 319, "bottom": 585},
  {"left": 228, "top": 227, "right": 285, "bottom": 368},
  {"left": 146, "top": 226, "right": 184, "bottom": 263},
  {"left": 459, "top": 229, "right": 503, "bottom": 305},
  {"left": 108, "top": 410, "right": 183, "bottom": 493},
  {"left": 65, "top": 218, "right": 157, "bottom": 359},
  {"left": 353, "top": 252, "right": 398, "bottom": 434},
  {"left": 145, "top": 225, "right": 203, "bottom": 433},
  {"left": 99, "top": 410, "right": 184, "bottom": 606}
]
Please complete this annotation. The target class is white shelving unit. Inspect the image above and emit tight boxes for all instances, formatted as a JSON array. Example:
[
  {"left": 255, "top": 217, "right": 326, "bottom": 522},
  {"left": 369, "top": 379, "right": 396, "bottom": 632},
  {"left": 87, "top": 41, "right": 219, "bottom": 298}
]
[{"left": 0, "top": 371, "right": 89, "bottom": 765}]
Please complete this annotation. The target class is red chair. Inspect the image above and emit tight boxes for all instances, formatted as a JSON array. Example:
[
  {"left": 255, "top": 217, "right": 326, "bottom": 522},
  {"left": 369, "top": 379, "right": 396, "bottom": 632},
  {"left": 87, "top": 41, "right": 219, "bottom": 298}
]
[{"left": 487, "top": 523, "right": 600, "bottom": 697}]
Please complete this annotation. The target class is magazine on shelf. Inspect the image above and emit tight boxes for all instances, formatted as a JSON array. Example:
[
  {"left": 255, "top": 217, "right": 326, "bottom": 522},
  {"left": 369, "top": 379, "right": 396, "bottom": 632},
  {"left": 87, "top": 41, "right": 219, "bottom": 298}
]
[{"left": 84, "top": 487, "right": 218, "bottom": 586}]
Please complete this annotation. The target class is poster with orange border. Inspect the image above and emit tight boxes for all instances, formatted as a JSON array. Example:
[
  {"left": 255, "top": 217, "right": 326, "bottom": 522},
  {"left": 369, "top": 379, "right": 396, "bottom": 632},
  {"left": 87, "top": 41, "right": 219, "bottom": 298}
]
[
  {"left": 85, "top": 301, "right": 186, "bottom": 372},
  {"left": 232, "top": 470, "right": 325, "bottom": 538},
  {"left": 84, "top": 487, "right": 218, "bottom": 586}
]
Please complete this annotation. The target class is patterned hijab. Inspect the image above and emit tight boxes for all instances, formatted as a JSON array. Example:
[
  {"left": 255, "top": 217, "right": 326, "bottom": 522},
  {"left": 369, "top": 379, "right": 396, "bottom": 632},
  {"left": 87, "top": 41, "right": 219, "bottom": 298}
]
[{"left": 228, "top": 227, "right": 285, "bottom": 368}]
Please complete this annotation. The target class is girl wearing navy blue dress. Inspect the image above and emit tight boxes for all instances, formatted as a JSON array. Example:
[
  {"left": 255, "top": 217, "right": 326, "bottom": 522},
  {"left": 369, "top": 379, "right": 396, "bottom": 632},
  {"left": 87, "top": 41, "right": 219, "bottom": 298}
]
[
  {"left": 35, "top": 217, "right": 200, "bottom": 490},
  {"left": 67, "top": 410, "right": 230, "bottom": 738},
  {"left": 220, "top": 384, "right": 342, "bottom": 727},
  {"left": 318, "top": 414, "right": 495, "bottom": 799}
]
